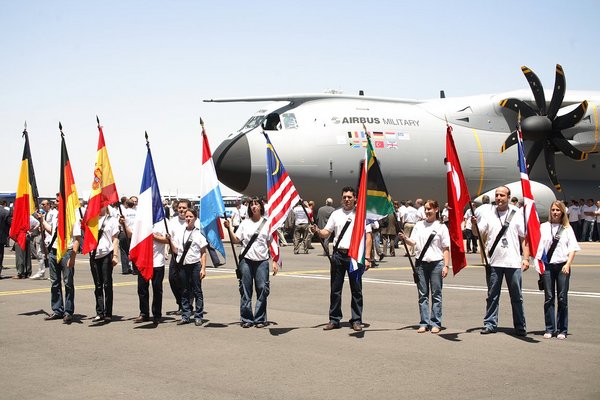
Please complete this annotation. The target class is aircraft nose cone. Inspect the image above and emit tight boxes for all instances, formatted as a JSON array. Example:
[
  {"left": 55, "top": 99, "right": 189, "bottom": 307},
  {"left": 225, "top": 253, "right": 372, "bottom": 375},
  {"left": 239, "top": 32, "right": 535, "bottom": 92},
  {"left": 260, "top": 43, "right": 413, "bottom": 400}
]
[{"left": 213, "top": 134, "right": 251, "bottom": 193}]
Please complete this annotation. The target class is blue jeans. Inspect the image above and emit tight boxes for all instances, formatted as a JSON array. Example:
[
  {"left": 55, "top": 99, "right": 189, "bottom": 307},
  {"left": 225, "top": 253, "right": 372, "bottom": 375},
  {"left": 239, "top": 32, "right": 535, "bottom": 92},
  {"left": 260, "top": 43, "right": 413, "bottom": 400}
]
[
  {"left": 178, "top": 262, "right": 203, "bottom": 320},
  {"left": 581, "top": 220, "right": 594, "bottom": 242},
  {"left": 239, "top": 258, "right": 270, "bottom": 324},
  {"left": 543, "top": 262, "right": 570, "bottom": 335},
  {"left": 416, "top": 260, "right": 444, "bottom": 328},
  {"left": 90, "top": 252, "right": 114, "bottom": 317},
  {"left": 484, "top": 266, "right": 526, "bottom": 333},
  {"left": 49, "top": 250, "right": 75, "bottom": 316}
]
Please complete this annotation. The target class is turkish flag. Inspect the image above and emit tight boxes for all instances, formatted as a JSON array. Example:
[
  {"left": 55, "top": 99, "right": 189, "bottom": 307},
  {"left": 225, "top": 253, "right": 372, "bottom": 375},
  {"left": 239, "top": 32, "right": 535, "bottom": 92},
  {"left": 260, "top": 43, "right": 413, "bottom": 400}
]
[{"left": 445, "top": 125, "right": 470, "bottom": 275}]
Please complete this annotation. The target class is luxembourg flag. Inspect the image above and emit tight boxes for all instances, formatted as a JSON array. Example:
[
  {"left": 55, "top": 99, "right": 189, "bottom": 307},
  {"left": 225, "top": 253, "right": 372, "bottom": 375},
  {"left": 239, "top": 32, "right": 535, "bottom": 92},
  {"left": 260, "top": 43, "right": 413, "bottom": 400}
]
[
  {"left": 129, "top": 139, "right": 165, "bottom": 282},
  {"left": 199, "top": 120, "right": 226, "bottom": 258}
]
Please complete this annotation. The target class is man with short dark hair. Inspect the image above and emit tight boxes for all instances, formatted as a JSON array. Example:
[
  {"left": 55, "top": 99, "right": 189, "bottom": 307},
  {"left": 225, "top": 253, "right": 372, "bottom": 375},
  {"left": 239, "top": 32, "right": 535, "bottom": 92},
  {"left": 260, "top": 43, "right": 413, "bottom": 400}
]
[
  {"left": 311, "top": 187, "right": 369, "bottom": 332},
  {"left": 473, "top": 186, "right": 530, "bottom": 336}
]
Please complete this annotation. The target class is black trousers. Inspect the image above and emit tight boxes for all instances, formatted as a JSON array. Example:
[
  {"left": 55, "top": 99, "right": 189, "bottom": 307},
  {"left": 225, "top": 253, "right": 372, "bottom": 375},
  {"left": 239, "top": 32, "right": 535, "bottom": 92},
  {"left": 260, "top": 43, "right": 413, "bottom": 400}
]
[
  {"left": 90, "top": 252, "right": 114, "bottom": 317},
  {"left": 168, "top": 257, "right": 182, "bottom": 309},
  {"left": 329, "top": 251, "right": 363, "bottom": 324},
  {"left": 138, "top": 266, "right": 165, "bottom": 319}
]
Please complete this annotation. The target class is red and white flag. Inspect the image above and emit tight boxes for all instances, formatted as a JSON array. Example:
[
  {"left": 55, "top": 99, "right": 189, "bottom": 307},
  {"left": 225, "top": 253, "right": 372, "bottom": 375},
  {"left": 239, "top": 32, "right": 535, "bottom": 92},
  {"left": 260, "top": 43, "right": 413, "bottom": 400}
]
[
  {"left": 516, "top": 129, "right": 544, "bottom": 273},
  {"left": 445, "top": 125, "right": 470, "bottom": 275}
]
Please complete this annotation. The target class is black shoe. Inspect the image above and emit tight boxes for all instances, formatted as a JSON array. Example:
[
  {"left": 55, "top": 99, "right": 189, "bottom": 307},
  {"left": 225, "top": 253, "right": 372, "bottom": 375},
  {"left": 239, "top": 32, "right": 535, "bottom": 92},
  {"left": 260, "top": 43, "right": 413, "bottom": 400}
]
[
  {"left": 44, "top": 313, "right": 63, "bottom": 321},
  {"left": 480, "top": 327, "right": 496, "bottom": 335},
  {"left": 194, "top": 319, "right": 204, "bottom": 326},
  {"left": 91, "top": 315, "right": 104, "bottom": 323},
  {"left": 241, "top": 322, "right": 253, "bottom": 328},
  {"left": 515, "top": 330, "right": 527, "bottom": 337},
  {"left": 379, "top": 254, "right": 385, "bottom": 261},
  {"left": 63, "top": 314, "right": 73, "bottom": 324}
]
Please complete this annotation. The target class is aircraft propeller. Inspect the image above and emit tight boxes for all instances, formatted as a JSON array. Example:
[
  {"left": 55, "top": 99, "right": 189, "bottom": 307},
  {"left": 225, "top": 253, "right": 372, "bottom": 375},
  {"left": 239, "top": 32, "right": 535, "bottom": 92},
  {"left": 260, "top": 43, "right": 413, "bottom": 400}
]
[{"left": 499, "top": 64, "right": 588, "bottom": 191}]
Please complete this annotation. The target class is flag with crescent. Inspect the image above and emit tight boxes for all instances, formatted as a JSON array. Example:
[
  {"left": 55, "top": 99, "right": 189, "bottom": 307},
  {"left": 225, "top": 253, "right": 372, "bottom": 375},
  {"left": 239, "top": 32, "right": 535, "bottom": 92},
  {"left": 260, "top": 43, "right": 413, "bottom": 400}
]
[
  {"left": 264, "top": 133, "right": 299, "bottom": 266},
  {"left": 445, "top": 125, "right": 470, "bottom": 275}
]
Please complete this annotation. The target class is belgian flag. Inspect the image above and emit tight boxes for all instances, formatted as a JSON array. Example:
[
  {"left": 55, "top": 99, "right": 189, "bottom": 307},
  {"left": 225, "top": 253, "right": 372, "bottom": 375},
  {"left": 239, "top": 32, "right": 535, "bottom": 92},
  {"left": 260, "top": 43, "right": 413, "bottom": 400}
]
[
  {"left": 82, "top": 118, "right": 119, "bottom": 254},
  {"left": 9, "top": 126, "right": 40, "bottom": 250},
  {"left": 57, "top": 127, "right": 81, "bottom": 261}
]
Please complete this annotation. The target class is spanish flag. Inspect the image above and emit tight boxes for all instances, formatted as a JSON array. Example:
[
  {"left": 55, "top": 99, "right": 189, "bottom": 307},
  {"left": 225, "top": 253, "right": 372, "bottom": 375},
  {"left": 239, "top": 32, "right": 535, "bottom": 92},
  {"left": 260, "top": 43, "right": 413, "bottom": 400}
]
[
  {"left": 57, "top": 129, "right": 82, "bottom": 261},
  {"left": 9, "top": 127, "right": 40, "bottom": 250},
  {"left": 82, "top": 119, "right": 119, "bottom": 254}
]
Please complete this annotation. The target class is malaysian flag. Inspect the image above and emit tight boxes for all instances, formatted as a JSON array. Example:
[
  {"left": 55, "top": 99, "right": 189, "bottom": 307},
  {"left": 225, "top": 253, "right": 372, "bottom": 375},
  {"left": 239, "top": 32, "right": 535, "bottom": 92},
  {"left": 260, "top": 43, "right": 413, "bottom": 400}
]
[
  {"left": 516, "top": 129, "right": 544, "bottom": 274},
  {"left": 264, "top": 133, "right": 300, "bottom": 266}
]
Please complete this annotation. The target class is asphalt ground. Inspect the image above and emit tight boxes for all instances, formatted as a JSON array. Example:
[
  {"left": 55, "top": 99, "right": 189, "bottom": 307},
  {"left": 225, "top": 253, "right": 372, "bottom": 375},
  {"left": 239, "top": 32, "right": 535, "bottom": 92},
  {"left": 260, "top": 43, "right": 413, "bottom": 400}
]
[{"left": 1, "top": 242, "right": 599, "bottom": 400}]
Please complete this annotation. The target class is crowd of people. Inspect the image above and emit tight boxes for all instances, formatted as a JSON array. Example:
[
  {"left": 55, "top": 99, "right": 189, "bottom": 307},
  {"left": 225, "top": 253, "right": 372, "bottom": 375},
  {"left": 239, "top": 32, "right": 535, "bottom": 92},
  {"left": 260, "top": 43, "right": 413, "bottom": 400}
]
[{"left": 0, "top": 188, "right": 596, "bottom": 339}]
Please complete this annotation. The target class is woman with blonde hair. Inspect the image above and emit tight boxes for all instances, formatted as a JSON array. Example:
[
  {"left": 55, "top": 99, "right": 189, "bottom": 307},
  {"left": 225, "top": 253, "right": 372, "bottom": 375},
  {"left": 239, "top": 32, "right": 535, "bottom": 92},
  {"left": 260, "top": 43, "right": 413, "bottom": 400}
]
[{"left": 537, "top": 200, "right": 580, "bottom": 340}]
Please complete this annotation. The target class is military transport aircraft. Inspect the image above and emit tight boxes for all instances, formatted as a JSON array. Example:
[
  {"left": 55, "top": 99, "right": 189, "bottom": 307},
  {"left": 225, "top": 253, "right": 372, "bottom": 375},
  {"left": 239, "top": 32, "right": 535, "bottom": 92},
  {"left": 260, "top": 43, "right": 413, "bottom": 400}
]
[{"left": 207, "top": 65, "right": 599, "bottom": 215}]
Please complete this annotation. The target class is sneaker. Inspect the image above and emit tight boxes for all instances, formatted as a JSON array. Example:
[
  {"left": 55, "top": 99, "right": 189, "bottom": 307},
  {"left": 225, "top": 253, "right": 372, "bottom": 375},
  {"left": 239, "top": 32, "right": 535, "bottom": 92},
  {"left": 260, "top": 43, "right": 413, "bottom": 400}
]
[
  {"left": 255, "top": 322, "right": 267, "bottom": 328},
  {"left": 557, "top": 333, "right": 566, "bottom": 340},
  {"left": 177, "top": 318, "right": 190, "bottom": 325},
  {"left": 29, "top": 274, "right": 45, "bottom": 280},
  {"left": 194, "top": 319, "right": 204, "bottom": 326},
  {"left": 431, "top": 326, "right": 441, "bottom": 334},
  {"left": 417, "top": 326, "right": 427, "bottom": 333},
  {"left": 91, "top": 315, "right": 104, "bottom": 323},
  {"left": 543, "top": 332, "right": 552, "bottom": 339},
  {"left": 241, "top": 322, "right": 253, "bottom": 328}
]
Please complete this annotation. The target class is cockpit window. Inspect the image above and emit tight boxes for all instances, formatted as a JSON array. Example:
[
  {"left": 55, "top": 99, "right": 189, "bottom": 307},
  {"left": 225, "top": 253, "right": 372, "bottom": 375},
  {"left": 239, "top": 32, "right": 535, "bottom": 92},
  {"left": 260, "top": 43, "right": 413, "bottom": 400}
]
[
  {"left": 281, "top": 113, "right": 298, "bottom": 129},
  {"left": 240, "top": 115, "right": 265, "bottom": 132}
]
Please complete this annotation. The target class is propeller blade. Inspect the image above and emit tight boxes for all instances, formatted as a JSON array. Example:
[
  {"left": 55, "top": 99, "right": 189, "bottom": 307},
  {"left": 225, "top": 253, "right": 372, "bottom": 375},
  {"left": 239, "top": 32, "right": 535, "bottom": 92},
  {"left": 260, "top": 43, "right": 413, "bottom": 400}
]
[
  {"left": 550, "top": 134, "right": 589, "bottom": 161},
  {"left": 553, "top": 100, "right": 588, "bottom": 130},
  {"left": 500, "top": 130, "right": 518, "bottom": 153},
  {"left": 521, "top": 66, "right": 546, "bottom": 114},
  {"left": 543, "top": 143, "right": 561, "bottom": 191},
  {"left": 547, "top": 64, "right": 566, "bottom": 120},
  {"left": 525, "top": 141, "right": 544, "bottom": 173},
  {"left": 498, "top": 98, "right": 537, "bottom": 118}
]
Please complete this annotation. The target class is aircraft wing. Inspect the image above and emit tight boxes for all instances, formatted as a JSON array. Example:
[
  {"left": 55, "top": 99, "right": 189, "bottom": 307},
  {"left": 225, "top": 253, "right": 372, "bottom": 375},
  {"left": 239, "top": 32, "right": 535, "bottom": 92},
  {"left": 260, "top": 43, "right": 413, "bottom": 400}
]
[{"left": 203, "top": 93, "right": 423, "bottom": 105}]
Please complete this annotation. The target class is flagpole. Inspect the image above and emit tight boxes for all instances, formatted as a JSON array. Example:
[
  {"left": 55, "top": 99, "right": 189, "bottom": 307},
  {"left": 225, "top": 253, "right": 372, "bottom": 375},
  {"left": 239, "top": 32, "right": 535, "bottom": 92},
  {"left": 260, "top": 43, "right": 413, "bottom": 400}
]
[
  {"left": 299, "top": 198, "right": 332, "bottom": 264},
  {"left": 59, "top": 122, "right": 84, "bottom": 221},
  {"left": 145, "top": 131, "right": 173, "bottom": 243},
  {"left": 223, "top": 213, "right": 239, "bottom": 268}
]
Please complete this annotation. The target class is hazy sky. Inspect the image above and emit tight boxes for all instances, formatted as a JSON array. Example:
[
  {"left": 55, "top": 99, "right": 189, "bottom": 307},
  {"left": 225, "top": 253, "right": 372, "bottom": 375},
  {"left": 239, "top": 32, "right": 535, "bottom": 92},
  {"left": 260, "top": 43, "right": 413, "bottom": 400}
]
[{"left": 2, "top": 1, "right": 599, "bottom": 199}]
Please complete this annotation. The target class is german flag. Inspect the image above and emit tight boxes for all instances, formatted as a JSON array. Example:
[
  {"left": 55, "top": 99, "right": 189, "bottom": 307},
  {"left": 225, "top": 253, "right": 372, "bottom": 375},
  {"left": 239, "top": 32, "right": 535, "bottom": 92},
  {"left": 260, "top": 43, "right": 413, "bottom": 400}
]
[
  {"left": 82, "top": 119, "right": 119, "bottom": 254},
  {"left": 9, "top": 126, "right": 40, "bottom": 250},
  {"left": 57, "top": 128, "right": 81, "bottom": 261}
]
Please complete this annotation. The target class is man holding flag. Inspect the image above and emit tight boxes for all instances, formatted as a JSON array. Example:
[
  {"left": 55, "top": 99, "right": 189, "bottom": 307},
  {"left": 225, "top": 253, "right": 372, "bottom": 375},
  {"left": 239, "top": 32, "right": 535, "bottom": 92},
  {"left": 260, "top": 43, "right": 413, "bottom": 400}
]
[
  {"left": 312, "top": 186, "right": 365, "bottom": 332},
  {"left": 45, "top": 127, "right": 82, "bottom": 323},
  {"left": 472, "top": 185, "right": 530, "bottom": 336},
  {"left": 128, "top": 134, "right": 169, "bottom": 325}
]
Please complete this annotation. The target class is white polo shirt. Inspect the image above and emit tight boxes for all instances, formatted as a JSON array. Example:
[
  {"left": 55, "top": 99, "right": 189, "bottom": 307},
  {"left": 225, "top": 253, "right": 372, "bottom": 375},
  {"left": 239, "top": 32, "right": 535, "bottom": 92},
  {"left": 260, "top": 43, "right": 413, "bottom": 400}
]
[{"left": 324, "top": 207, "right": 355, "bottom": 250}]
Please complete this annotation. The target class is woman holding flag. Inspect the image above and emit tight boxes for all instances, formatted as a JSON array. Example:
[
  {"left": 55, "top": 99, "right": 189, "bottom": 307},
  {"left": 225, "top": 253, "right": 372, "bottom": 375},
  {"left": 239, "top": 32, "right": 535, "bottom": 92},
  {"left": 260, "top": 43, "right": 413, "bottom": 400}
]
[
  {"left": 169, "top": 208, "right": 207, "bottom": 326},
  {"left": 399, "top": 199, "right": 450, "bottom": 334},
  {"left": 536, "top": 201, "right": 579, "bottom": 340},
  {"left": 224, "top": 197, "right": 278, "bottom": 328}
]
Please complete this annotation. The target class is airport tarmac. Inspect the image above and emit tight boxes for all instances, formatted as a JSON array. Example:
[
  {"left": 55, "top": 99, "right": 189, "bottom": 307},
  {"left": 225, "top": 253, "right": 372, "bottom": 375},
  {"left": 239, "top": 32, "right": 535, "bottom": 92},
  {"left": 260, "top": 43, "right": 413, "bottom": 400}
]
[{"left": 1, "top": 242, "right": 599, "bottom": 400}]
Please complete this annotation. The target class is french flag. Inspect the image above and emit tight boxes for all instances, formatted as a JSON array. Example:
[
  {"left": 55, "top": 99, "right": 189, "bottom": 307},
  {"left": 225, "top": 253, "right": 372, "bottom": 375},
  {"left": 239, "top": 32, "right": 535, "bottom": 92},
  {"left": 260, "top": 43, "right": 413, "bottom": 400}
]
[
  {"left": 129, "top": 141, "right": 165, "bottom": 282},
  {"left": 199, "top": 122, "right": 226, "bottom": 258}
]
